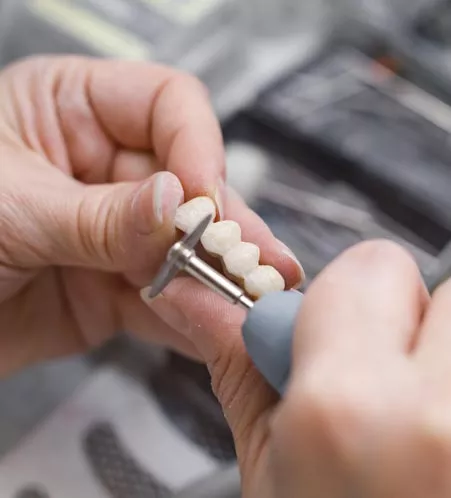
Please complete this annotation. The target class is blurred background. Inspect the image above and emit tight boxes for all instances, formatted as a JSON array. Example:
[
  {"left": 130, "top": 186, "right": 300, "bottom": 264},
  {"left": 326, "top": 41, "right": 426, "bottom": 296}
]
[{"left": 0, "top": 0, "right": 450, "bottom": 496}]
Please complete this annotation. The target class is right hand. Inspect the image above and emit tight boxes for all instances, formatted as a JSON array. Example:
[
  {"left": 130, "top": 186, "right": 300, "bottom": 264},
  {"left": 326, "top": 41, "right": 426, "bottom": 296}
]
[{"left": 147, "top": 240, "right": 451, "bottom": 497}]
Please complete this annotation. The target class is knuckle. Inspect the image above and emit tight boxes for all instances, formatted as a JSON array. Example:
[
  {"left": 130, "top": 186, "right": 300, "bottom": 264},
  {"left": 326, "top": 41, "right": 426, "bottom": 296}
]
[
  {"left": 209, "top": 345, "right": 270, "bottom": 448},
  {"left": 0, "top": 176, "right": 51, "bottom": 266},
  {"left": 302, "top": 372, "right": 364, "bottom": 426},
  {"left": 171, "top": 71, "right": 209, "bottom": 98},
  {"left": 285, "top": 362, "right": 380, "bottom": 451},
  {"left": 210, "top": 342, "right": 243, "bottom": 405},
  {"left": 0, "top": 190, "right": 28, "bottom": 265},
  {"left": 75, "top": 194, "right": 98, "bottom": 261},
  {"left": 76, "top": 191, "right": 119, "bottom": 265},
  {"left": 209, "top": 343, "right": 258, "bottom": 415},
  {"left": 1, "top": 55, "right": 42, "bottom": 75},
  {"left": 352, "top": 239, "right": 417, "bottom": 273}
]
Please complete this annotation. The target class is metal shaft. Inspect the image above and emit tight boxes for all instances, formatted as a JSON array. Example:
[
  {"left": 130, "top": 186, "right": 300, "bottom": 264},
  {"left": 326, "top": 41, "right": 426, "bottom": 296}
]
[{"left": 169, "top": 242, "right": 254, "bottom": 310}]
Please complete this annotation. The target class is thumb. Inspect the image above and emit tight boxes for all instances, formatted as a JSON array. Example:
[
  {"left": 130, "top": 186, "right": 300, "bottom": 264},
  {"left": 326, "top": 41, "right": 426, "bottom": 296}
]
[{"left": 2, "top": 167, "right": 184, "bottom": 280}]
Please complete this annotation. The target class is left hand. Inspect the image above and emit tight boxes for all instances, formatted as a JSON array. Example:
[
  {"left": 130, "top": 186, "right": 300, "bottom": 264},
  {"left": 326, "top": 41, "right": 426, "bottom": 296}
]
[{"left": 0, "top": 56, "right": 303, "bottom": 377}]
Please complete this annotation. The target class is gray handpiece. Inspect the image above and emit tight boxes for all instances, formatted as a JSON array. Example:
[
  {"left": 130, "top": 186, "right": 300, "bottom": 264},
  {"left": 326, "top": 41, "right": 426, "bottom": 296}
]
[{"left": 242, "top": 291, "right": 303, "bottom": 396}]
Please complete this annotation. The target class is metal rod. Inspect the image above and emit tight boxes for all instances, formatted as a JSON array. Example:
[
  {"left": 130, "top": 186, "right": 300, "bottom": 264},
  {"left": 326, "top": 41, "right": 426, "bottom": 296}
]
[
  {"left": 184, "top": 257, "right": 254, "bottom": 310},
  {"left": 170, "top": 242, "right": 254, "bottom": 310},
  {"left": 150, "top": 215, "right": 255, "bottom": 309}
]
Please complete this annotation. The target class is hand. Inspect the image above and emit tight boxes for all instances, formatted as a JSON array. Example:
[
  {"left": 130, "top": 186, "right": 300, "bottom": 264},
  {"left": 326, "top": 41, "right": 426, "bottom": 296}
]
[
  {"left": 152, "top": 240, "right": 451, "bottom": 497},
  {"left": 0, "top": 56, "right": 303, "bottom": 377}
]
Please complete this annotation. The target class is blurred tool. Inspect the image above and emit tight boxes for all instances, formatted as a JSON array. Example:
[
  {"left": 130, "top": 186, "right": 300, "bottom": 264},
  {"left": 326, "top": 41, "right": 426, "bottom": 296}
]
[{"left": 260, "top": 180, "right": 438, "bottom": 271}]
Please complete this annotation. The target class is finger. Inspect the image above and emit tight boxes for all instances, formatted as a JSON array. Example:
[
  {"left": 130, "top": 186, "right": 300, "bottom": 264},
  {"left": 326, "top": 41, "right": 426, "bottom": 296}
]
[
  {"left": 2, "top": 152, "right": 184, "bottom": 283},
  {"left": 414, "top": 278, "right": 451, "bottom": 373},
  {"left": 0, "top": 278, "right": 200, "bottom": 377},
  {"left": 224, "top": 187, "right": 305, "bottom": 290},
  {"left": 141, "top": 278, "right": 277, "bottom": 457},
  {"left": 5, "top": 56, "right": 225, "bottom": 206},
  {"left": 119, "top": 287, "right": 201, "bottom": 362},
  {"left": 60, "top": 57, "right": 225, "bottom": 201},
  {"left": 111, "top": 150, "right": 162, "bottom": 183},
  {"left": 291, "top": 240, "right": 427, "bottom": 374}
]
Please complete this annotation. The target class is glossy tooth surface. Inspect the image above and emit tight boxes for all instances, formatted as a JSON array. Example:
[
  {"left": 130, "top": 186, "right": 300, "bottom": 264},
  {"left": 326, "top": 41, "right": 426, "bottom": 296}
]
[
  {"left": 245, "top": 265, "right": 285, "bottom": 299},
  {"left": 175, "top": 197, "right": 216, "bottom": 234},
  {"left": 223, "top": 242, "right": 260, "bottom": 279},
  {"left": 201, "top": 221, "right": 242, "bottom": 257}
]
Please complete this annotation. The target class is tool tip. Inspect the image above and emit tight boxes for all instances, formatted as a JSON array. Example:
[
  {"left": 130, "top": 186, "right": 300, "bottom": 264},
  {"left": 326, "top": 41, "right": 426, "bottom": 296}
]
[{"left": 147, "top": 286, "right": 158, "bottom": 299}]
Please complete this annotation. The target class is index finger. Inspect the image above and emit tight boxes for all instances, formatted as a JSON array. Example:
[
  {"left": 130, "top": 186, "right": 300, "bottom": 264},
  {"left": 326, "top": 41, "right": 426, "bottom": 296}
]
[{"left": 73, "top": 58, "right": 225, "bottom": 200}]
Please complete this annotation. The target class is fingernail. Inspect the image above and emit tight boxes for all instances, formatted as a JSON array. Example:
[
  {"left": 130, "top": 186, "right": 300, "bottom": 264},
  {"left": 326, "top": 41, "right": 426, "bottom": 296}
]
[
  {"left": 140, "top": 286, "right": 158, "bottom": 305},
  {"left": 279, "top": 241, "right": 306, "bottom": 287},
  {"left": 214, "top": 178, "right": 225, "bottom": 221},
  {"left": 140, "top": 288, "right": 192, "bottom": 337},
  {"left": 133, "top": 172, "right": 184, "bottom": 234}
]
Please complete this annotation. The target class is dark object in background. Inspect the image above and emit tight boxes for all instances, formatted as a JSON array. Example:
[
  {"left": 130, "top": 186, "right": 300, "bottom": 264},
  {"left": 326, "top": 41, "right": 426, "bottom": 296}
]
[
  {"left": 0, "top": 0, "right": 240, "bottom": 94},
  {"left": 1, "top": 0, "right": 156, "bottom": 62},
  {"left": 388, "top": 0, "right": 451, "bottom": 106},
  {"left": 242, "top": 47, "right": 451, "bottom": 250},
  {"left": 415, "top": 0, "right": 451, "bottom": 45},
  {"left": 221, "top": 134, "right": 440, "bottom": 285},
  {"left": 83, "top": 422, "right": 171, "bottom": 498},
  {"left": 150, "top": 354, "right": 236, "bottom": 463},
  {"left": 16, "top": 488, "right": 51, "bottom": 498},
  {"left": 0, "top": 0, "right": 231, "bottom": 62}
]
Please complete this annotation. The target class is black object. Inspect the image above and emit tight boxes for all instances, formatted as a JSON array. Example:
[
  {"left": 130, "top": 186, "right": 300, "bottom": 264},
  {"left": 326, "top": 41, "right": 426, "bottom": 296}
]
[
  {"left": 415, "top": 0, "right": 451, "bottom": 45},
  {"left": 83, "top": 422, "right": 171, "bottom": 498},
  {"left": 15, "top": 488, "right": 50, "bottom": 498},
  {"left": 150, "top": 354, "right": 236, "bottom": 463},
  {"left": 242, "top": 48, "right": 451, "bottom": 249},
  {"left": 387, "top": 1, "right": 451, "bottom": 109}
]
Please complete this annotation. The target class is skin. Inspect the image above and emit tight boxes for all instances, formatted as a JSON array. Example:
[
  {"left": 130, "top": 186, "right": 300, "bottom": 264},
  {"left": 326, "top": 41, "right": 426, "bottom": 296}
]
[
  {"left": 0, "top": 56, "right": 302, "bottom": 376},
  {"left": 2, "top": 57, "right": 451, "bottom": 497},
  {"left": 155, "top": 241, "right": 451, "bottom": 498}
]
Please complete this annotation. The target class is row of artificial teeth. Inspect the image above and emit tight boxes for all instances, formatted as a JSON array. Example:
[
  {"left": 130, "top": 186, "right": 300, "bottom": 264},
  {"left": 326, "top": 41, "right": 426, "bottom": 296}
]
[{"left": 174, "top": 197, "right": 285, "bottom": 299}]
